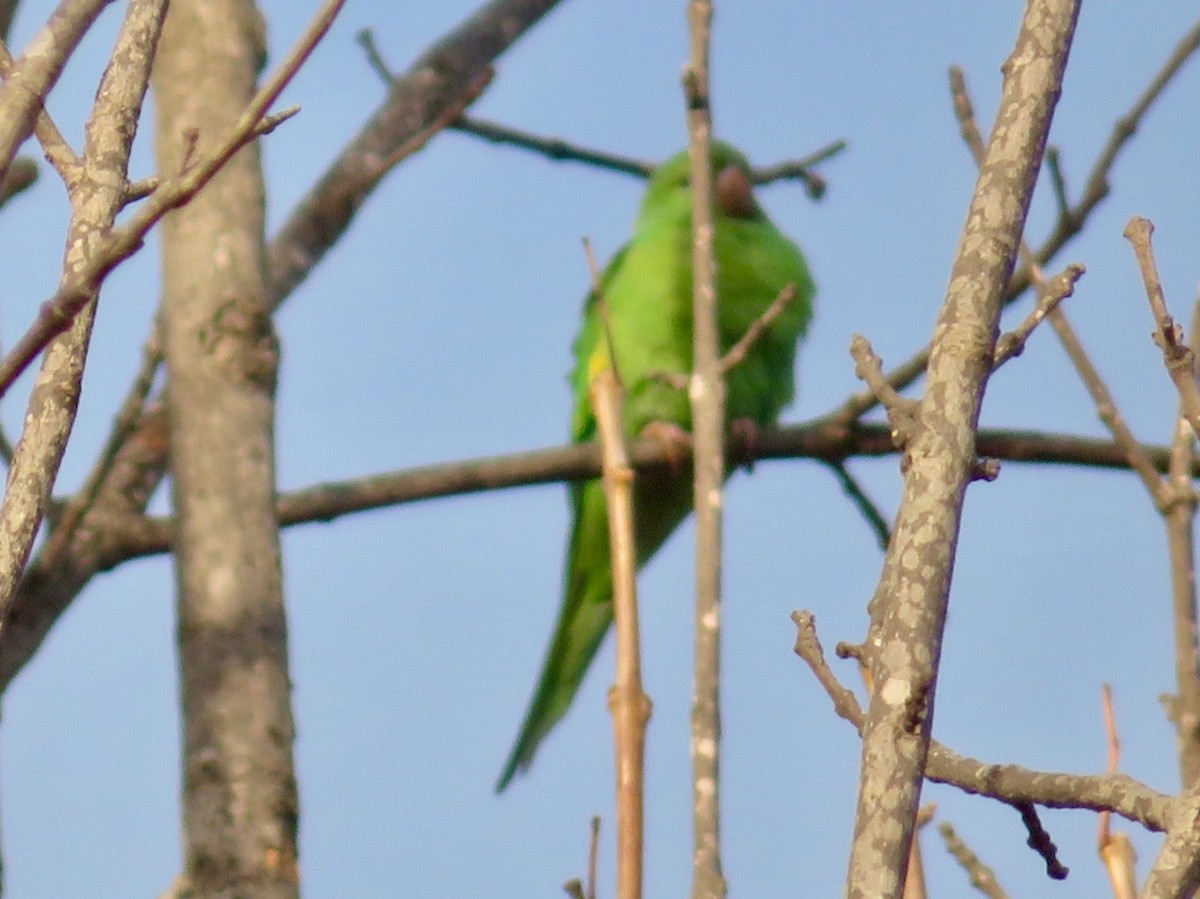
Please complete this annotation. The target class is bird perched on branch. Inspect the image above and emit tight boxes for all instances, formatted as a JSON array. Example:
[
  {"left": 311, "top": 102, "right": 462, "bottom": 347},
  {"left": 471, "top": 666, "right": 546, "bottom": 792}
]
[{"left": 496, "top": 141, "right": 815, "bottom": 791}]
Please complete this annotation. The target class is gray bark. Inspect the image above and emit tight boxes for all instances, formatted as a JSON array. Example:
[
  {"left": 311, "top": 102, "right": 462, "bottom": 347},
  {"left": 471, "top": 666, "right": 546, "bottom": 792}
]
[{"left": 153, "top": 2, "right": 299, "bottom": 896}]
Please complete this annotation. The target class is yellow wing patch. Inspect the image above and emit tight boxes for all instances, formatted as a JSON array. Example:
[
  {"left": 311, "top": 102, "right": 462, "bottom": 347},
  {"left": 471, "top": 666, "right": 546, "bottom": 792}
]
[{"left": 586, "top": 331, "right": 615, "bottom": 384}]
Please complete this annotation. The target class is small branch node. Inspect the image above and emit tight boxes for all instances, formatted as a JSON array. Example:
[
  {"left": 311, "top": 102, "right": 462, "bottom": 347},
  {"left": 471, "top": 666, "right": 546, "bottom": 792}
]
[
  {"left": 1124, "top": 216, "right": 1200, "bottom": 438},
  {"left": 850, "top": 334, "right": 920, "bottom": 447},
  {"left": 790, "top": 610, "right": 865, "bottom": 732},
  {"left": 971, "top": 459, "right": 1001, "bottom": 482},
  {"left": 355, "top": 27, "right": 396, "bottom": 85},
  {"left": 993, "top": 263, "right": 1085, "bottom": 368}
]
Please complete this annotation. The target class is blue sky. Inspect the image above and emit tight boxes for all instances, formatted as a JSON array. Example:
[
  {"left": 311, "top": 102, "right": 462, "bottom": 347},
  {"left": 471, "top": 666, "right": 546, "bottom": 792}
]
[{"left": 1, "top": 2, "right": 1199, "bottom": 896}]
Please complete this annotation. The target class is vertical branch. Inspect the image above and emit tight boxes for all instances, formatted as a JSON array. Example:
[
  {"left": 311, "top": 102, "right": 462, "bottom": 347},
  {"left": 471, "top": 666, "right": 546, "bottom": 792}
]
[
  {"left": 1167, "top": 407, "right": 1200, "bottom": 788},
  {"left": 1140, "top": 781, "right": 1200, "bottom": 897},
  {"left": 1166, "top": 280, "right": 1200, "bottom": 790},
  {"left": 845, "top": 3, "right": 1079, "bottom": 897},
  {"left": 154, "top": 1, "right": 300, "bottom": 896},
  {"left": 591, "top": 367, "right": 647, "bottom": 899},
  {"left": 1123, "top": 222, "right": 1200, "bottom": 787},
  {"left": 684, "top": 2, "right": 724, "bottom": 897}
]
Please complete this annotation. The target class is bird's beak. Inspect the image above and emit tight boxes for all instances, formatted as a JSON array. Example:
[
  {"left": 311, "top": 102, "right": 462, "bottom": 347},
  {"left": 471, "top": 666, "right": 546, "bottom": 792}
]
[{"left": 715, "top": 164, "right": 757, "bottom": 219}]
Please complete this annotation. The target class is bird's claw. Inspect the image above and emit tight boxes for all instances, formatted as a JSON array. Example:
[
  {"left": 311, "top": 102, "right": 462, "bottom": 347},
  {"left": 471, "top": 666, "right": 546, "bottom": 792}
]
[
  {"left": 641, "top": 421, "right": 693, "bottom": 473},
  {"left": 729, "top": 417, "right": 761, "bottom": 471}
]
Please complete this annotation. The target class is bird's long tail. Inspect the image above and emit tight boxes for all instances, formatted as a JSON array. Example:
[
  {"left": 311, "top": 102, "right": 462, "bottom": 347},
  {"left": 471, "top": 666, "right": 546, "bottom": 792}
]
[
  {"left": 496, "top": 479, "right": 615, "bottom": 791},
  {"left": 496, "top": 471, "right": 693, "bottom": 792}
]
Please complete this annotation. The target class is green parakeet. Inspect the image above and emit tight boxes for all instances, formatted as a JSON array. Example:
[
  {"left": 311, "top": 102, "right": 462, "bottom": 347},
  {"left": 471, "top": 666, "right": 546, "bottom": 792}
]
[{"left": 496, "top": 141, "right": 815, "bottom": 792}]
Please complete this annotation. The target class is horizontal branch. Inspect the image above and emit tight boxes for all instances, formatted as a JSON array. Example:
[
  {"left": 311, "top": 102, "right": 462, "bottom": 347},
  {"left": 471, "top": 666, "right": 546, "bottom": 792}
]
[
  {"left": 101, "top": 419, "right": 1188, "bottom": 564},
  {"left": 925, "top": 742, "right": 1170, "bottom": 834}
]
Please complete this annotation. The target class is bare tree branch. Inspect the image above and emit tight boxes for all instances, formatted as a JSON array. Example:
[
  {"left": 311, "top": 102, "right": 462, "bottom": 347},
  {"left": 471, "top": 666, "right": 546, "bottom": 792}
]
[
  {"left": 1125, "top": 217, "right": 1200, "bottom": 438},
  {"left": 265, "top": 0, "right": 567, "bottom": 307},
  {"left": 845, "top": 5, "right": 1079, "bottom": 896},
  {"left": 683, "top": 3, "right": 725, "bottom": 894},
  {"left": 793, "top": 610, "right": 1174, "bottom": 835},
  {"left": 0, "top": 0, "right": 111, "bottom": 183},
  {"left": 937, "top": 822, "right": 1009, "bottom": 899},
  {"left": 1161, "top": 295, "right": 1200, "bottom": 789},
  {"left": 41, "top": 420, "right": 1193, "bottom": 579},
  {"left": 0, "top": 39, "right": 80, "bottom": 183},
  {"left": 591, "top": 368, "right": 648, "bottom": 899},
  {"left": 0, "top": 408, "right": 165, "bottom": 694},
  {"left": 0, "top": 0, "right": 166, "bottom": 631}
]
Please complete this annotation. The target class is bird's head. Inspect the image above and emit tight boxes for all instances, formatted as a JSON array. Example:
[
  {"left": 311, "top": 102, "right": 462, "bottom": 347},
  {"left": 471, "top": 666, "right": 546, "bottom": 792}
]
[{"left": 639, "top": 141, "right": 761, "bottom": 221}]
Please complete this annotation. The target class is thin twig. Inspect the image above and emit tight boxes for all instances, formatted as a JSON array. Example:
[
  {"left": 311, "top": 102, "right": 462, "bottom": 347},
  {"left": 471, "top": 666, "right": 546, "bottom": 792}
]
[
  {"left": 718, "top": 284, "right": 795, "bottom": 375},
  {"left": 455, "top": 114, "right": 651, "bottom": 176},
  {"left": 937, "top": 822, "right": 1009, "bottom": 899},
  {"left": 1124, "top": 216, "right": 1200, "bottom": 437},
  {"left": 587, "top": 815, "right": 600, "bottom": 899},
  {"left": 791, "top": 611, "right": 865, "bottom": 730},
  {"left": 992, "top": 263, "right": 1084, "bottom": 367},
  {"left": 821, "top": 461, "right": 890, "bottom": 550},
  {"left": 749, "top": 139, "right": 846, "bottom": 199},
  {"left": 1014, "top": 801, "right": 1068, "bottom": 880},
  {"left": 1045, "top": 147, "right": 1070, "bottom": 221},
  {"left": 1048, "top": 301, "right": 1168, "bottom": 505},
  {"left": 849, "top": 335, "right": 920, "bottom": 449},
  {"left": 582, "top": 237, "right": 624, "bottom": 386},
  {"left": 584, "top": 231, "right": 643, "bottom": 898},
  {"left": 1097, "top": 685, "right": 1139, "bottom": 899}
]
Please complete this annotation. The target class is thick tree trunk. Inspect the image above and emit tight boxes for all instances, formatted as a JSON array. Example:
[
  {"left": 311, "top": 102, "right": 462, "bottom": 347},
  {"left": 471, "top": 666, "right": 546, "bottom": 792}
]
[{"left": 153, "top": 3, "right": 299, "bottom": 896}]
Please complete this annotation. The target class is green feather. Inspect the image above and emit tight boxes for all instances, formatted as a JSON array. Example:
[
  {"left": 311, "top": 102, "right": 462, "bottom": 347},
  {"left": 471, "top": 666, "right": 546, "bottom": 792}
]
[{"left": 496, "top": 141, "right": 814, "bottom": 791}]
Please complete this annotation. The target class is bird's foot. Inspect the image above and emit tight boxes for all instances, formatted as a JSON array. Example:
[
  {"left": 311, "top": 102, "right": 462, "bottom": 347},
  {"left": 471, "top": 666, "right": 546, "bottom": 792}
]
[
  {"left": 640, "top": 420, "right": 693, "bottom": 473},
  {"left": 729, "top": 417, "right": 761, "bottom": 471}
]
